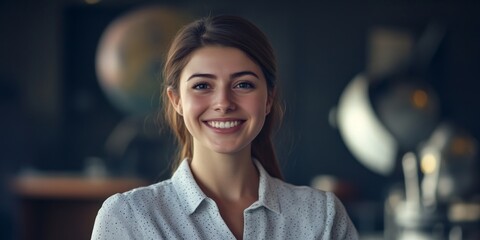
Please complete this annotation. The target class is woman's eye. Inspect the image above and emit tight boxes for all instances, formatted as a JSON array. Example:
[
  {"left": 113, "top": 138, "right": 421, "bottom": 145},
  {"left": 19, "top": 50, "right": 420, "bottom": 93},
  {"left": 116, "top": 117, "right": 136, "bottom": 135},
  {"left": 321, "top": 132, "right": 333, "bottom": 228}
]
[
  {"left": 235, "top": 82, "right": 255, "bottom": 89},
  {"left": 193, "top": 83, "right": 210, "bottom": 89}
]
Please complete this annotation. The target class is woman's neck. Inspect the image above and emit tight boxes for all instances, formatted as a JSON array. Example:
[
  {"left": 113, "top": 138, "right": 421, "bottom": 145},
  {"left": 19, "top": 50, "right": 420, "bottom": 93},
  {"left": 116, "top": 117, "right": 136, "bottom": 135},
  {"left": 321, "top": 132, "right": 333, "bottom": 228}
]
[{"left": 189, "top": 145, "right": 259, "bottom": 202}]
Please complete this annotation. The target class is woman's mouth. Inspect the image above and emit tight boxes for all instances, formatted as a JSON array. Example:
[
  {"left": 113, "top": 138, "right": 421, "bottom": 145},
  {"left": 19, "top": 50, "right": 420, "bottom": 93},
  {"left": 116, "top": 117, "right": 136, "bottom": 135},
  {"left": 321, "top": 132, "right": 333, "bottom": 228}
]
[{"left": 206, "top": 120, "right": 243, "bottom": 129}]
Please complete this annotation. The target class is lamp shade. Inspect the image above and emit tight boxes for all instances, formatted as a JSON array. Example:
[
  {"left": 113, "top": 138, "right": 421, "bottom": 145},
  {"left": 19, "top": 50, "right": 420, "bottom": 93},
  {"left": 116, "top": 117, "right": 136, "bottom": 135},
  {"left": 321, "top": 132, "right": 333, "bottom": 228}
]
[
  {"left": 336, "top": 74, "right": 440, "bottom": 175},
  {"left": 337, "top": 74, "right": 398, "bottom": 175}
]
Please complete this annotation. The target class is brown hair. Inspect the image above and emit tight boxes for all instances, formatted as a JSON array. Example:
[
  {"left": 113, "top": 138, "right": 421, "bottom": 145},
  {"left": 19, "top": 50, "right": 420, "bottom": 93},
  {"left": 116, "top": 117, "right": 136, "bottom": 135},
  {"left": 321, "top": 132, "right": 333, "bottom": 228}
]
[{"left": 162, "top": 15, "right": 284, "bottom": 179}]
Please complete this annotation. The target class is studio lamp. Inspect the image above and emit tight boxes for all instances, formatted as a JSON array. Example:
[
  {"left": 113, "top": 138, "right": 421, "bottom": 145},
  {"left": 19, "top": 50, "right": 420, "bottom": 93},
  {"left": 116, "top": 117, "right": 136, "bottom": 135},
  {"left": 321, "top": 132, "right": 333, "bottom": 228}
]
[{"left": 333, "top": 24, "right": 479, "bottom": 239}]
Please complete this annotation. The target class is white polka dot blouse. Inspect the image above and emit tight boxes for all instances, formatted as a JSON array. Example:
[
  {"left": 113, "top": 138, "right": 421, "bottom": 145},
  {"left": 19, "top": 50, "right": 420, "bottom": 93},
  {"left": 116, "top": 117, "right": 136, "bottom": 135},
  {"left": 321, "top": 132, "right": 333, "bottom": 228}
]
[{"left": 91, "top": 159, "right": 359, "bottom": 239}]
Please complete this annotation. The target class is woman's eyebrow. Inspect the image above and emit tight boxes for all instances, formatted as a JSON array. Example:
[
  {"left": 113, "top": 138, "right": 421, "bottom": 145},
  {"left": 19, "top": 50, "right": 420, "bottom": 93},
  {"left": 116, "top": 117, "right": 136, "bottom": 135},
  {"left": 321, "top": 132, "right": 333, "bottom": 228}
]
[
  {"left": 187, "top": 73, "right": 216, "bottom": 81},
  {"left": 187, "top": 71, "right": 259, "bottom": 81},
  {"left": 230, "top": 71, "right": 259, "bottom": 79}
]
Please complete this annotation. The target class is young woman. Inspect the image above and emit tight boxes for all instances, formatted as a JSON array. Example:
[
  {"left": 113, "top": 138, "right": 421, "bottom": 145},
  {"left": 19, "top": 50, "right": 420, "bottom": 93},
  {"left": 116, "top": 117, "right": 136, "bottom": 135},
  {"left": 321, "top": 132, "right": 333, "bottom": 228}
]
[{"left": 92, "top": 15, "right": 358, "bottom": 240}]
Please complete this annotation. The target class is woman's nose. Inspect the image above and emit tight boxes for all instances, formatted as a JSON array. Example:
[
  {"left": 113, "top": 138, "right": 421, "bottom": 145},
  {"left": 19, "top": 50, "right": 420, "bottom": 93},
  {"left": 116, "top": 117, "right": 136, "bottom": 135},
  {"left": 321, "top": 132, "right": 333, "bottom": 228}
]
[{"left": 214, "top": 88, "right": 236, "bottom": 113}]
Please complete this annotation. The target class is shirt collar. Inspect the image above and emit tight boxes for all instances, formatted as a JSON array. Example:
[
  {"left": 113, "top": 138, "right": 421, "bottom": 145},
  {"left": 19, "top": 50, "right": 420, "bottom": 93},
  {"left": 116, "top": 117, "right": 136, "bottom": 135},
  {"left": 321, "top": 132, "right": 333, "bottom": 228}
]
[
  {"left": 171, "top": 158, "right": 281, "bottom": 215},
  {"left": 253, "top": 159, "right": 281, "bottom": 214},
  {"left": 171, "top": 159, "right": 207, "bottom": 215}
]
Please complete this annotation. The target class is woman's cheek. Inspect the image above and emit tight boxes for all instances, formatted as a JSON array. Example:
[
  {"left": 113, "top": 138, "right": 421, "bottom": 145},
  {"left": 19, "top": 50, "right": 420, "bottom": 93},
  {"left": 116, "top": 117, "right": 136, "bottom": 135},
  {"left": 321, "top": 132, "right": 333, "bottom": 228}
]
[
  {"left": 183, "top": 95, "right": 208, "bottom": 117},
  {"left": 249, "top": 95, "right": 269, "bottom": 116}
]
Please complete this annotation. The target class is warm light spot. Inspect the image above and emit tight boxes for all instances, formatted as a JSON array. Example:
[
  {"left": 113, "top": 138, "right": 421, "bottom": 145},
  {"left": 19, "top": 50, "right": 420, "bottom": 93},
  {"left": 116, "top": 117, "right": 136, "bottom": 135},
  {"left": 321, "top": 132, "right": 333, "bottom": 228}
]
[
  {"left": 311, "top": 175, "right": 337, "bottom": 192},
  {"left": 421, "top": 153, "right": 437, "bottom": 174},
  {"left": 412, "top": 89, "right": 428, "bottom": 109},
  {"left": 449, "top": 202, "right": 480, "bottom": 222},
  {"left": 85, "top": 0, "right": 101, "bottom": 4},
  {"left": 451, "top": 137, "right": 474, "bottom": 156}
]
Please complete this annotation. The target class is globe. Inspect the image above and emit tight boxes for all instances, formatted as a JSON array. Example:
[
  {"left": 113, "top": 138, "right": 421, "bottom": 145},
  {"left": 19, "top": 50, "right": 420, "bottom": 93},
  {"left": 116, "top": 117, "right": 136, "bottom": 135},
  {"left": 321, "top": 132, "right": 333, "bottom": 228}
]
[{"left": 96, "top": 6, "right": 190, "bottom": 115}]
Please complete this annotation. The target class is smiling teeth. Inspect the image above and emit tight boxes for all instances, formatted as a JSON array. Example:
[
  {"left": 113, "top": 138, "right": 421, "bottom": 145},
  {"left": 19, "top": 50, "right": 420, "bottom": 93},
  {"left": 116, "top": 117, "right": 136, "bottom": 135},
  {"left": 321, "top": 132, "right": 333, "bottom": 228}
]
[{"left": 208, "top": 121, "right": 241, "bottom": 129}]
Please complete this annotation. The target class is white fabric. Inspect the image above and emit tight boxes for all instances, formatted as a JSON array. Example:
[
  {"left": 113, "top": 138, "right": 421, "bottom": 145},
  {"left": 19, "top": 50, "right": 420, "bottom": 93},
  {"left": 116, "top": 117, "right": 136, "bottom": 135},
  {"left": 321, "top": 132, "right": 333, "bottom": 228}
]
[{"left": 91, "top": 159, "right": 359, "bottom": 239}]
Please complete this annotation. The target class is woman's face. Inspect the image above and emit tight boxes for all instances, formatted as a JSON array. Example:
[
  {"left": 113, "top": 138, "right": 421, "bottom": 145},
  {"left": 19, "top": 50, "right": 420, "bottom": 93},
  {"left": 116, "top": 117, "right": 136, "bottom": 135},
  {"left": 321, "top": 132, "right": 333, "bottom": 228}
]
[{"left": 168, "top": 46, "right": 272, "bottom": 156}]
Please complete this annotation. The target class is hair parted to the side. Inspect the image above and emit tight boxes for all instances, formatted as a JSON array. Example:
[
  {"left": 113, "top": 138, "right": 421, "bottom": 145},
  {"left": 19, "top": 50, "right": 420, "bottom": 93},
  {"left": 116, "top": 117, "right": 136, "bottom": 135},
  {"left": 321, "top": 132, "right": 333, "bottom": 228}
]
[{"left": 161, "top": 15, "right": 284, "bottom": 179}]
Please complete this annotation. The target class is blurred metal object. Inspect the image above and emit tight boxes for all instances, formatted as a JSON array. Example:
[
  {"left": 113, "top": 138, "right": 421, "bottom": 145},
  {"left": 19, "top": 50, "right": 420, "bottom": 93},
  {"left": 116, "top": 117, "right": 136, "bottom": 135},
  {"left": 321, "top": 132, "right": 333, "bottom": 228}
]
[
  {"left": 336, "top": 74, "right": 441, "bottom": 175},
  {"left": 385, "top": 123, "right": 479, "bottom": 239},
  {"left": 420, "top": 123, "right": 478, "bottom": 203},
  {"left": 337, "top": 74, "right": 399, "bottom": 175},
  {"left": 395, "top": 202, "right": 448, "bottom": 240},
  {"left": 374, "top": 79, "right": 440, "bottom": 150},
  {"left": 335, "top": 24, "right": 444, "bottom": 175},
  {"left": 402, "top": 152, "right": 421, "bottom": 210},
  {"left": 334, "top": 22, "right": 480, "bottom": 239}
]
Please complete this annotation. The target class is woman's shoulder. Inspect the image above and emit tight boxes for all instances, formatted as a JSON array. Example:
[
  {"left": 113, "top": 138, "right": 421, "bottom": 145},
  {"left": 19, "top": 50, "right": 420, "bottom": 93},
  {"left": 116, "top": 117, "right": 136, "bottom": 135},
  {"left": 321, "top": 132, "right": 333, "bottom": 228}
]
[
  {"left": 123, "top": 179, "right": 174, "bottom": 198},
  {"left": 92, "top": 179, "right": 177, "bottom": 239},
  {"left": 101, "top": 179, "right": 175, "bottom": 211}
]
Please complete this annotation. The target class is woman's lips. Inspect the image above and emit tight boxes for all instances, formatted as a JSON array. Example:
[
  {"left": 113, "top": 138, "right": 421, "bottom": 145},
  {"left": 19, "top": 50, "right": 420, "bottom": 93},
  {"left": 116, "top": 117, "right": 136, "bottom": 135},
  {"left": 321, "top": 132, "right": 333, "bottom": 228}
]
[
  {"left": 203, "top": 119, "right": 245, "bottom": 132},
  {"left": 206, "top": 120, "right": 242, "bottom": 129}
]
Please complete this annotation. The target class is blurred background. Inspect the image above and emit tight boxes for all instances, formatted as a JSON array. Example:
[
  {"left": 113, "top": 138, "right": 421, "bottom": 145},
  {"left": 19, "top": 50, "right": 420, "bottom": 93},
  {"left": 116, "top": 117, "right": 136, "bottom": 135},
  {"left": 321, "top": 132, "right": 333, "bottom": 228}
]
[{"left": 1, "top": 0, "right": 479, "bottom": 239}]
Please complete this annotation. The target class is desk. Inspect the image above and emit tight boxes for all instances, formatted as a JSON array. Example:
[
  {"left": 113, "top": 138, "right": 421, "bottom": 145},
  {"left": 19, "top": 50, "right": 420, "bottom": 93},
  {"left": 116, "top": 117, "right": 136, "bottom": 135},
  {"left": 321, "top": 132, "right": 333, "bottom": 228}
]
[{"left": 12, "top": 175, "right": 148, "bottom": 240}]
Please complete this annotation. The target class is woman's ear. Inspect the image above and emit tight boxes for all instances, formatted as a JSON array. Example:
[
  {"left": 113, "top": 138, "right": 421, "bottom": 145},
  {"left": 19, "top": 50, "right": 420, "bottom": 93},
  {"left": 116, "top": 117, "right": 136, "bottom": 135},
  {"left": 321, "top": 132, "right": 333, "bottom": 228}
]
[
  {"left": 167, "top": 87, "right": 183, "bottom": 116},
  {"left": 266, "top": 94, "right": 273, "bottom": 115}
]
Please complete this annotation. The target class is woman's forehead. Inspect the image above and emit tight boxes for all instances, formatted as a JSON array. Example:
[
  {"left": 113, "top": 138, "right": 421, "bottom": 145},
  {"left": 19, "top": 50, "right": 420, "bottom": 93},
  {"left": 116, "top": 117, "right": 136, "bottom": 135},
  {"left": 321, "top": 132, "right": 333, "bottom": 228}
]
[{"left": 180, "top": 46, "right": 264, "bottom": 80}]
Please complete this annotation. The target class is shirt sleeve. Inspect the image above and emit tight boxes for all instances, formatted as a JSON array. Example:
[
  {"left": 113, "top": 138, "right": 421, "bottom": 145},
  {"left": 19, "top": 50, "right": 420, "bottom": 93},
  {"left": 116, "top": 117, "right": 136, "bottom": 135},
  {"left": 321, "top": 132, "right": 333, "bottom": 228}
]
[
  {"left": 91, "top": 194, "right": 141, "bottom": 240},
  {"left": 326, "top": 192, "right": 359, "bottom": 240}
]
